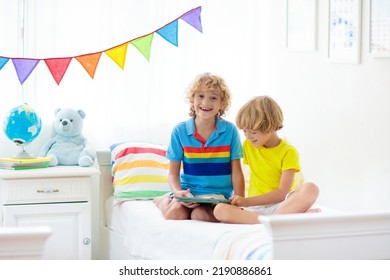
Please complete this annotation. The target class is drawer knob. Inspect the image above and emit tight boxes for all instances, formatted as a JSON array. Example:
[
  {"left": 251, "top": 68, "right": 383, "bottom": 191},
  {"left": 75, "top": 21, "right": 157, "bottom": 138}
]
[
  {"left": 83, "top": 238, "right": 91, "bottom": 245},
  {"left": 37, "top": 189, "right": 60, "bottom": 193}
]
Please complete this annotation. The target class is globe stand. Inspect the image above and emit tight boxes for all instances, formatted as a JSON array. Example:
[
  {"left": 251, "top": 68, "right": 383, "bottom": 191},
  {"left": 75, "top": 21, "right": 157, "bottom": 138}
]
[{"left": 13, "top": 145, "right": 34, "bottom": 159}]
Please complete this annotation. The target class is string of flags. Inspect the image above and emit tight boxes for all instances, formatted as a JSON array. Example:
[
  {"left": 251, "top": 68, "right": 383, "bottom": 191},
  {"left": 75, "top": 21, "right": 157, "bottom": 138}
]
[{"left": 0, "top": 6, "right": 202, "bottom": 85}]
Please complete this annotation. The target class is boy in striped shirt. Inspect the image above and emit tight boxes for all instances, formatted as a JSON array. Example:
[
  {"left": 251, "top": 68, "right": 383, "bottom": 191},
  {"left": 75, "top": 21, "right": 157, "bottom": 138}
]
[{"left": 154, "top": 73, "right": 244, "bottom": 222}]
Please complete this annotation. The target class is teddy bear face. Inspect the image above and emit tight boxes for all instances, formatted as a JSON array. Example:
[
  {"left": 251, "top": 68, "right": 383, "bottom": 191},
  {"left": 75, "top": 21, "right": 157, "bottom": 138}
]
[{"left": 54, "top": 108, "right": 85, "bottom": 137}]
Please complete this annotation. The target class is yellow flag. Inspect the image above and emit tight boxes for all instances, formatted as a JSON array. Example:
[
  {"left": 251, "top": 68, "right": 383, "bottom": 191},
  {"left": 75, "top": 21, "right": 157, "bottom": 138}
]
[{"left": 105, "top": 43, "right": 129, "bottom": 70}]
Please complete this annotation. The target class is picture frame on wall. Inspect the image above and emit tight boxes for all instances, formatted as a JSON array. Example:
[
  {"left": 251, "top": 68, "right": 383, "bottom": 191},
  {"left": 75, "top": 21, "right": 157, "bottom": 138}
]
[
  {"left": 286, "top": 0, "right": 317, "bottom": 51},
  {"left": 328, "top": 0, "right": 362, "bottom": 64},
  {"left": 370, "top": 0, "right": 390, "bottom": 57}
]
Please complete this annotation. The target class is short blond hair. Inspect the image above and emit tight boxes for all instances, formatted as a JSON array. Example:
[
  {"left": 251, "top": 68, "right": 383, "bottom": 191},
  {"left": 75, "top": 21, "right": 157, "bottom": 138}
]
[
  {"left": 186, "top": 72, "right": 231, "bottom": 118},
  {"left": 236, "top": 96, "right": 283, "bottom": 132}
]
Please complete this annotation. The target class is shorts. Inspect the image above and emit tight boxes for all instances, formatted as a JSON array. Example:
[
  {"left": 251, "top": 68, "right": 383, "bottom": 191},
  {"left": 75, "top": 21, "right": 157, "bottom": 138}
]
[
  {"left": 242, "top": 203, "right": 282, "bottom": 215},
  {"left": 242, "top": 191, "right": 294, "bottom": 215}
]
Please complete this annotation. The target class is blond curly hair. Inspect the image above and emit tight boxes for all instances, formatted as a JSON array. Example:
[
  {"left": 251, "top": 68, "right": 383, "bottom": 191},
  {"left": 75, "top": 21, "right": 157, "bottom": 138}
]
[{"left": 185, "top": 72, "right": 231, "bottom": 118}]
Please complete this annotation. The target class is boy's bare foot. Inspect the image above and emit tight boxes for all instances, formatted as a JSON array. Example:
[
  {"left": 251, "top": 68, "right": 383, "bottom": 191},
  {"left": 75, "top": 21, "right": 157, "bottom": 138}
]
[{"left": 153, "top": 195, "right": 166, "bottom": 206}]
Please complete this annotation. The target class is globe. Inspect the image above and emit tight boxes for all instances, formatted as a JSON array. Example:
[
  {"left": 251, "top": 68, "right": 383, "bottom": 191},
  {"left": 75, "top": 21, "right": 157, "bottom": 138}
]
[{"left": 3, "top": 104, "right": 42, "bottom": 146}]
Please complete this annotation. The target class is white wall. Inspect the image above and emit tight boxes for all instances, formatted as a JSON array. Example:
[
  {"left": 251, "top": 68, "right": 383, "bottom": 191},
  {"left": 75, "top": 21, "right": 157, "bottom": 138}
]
[
  {"left": 1, "top": 0, "right": 389, "bottom": 212},
  {"left": 262, "top": 0, "right": 390, "bottom": 212}
]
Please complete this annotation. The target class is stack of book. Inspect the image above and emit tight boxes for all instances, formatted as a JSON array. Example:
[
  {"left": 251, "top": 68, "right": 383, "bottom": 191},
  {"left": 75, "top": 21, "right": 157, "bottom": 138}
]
[{"left": 0, "top": 157, "right": 52, "bottom": 170}]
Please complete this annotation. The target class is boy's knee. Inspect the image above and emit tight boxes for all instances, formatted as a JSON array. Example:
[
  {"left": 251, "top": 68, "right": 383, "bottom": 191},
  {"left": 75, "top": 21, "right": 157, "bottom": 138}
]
[
  {"left": 305, "top": 182, "right": 319, "bottom": 197},
  {"left": 297, "top": 182, "right": 319, "bottom": 202},
  {"left": 213, "top": 203, "right": 230, "bottom": 222},
  {"left": 153, "top": 195, "right": 169, "bottom": 208}
]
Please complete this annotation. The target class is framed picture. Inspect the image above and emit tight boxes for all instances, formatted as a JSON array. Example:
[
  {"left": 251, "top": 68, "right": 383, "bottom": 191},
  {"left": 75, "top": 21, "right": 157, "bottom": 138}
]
[
  {"left": 370, "top": 0, "right": 390, "bottom": 57},
  {"left": 328, "top": 0, "right": 362, "bottom": 64},
  {"left": 286, "top": 0, "right": 317, "bottom": 51}
]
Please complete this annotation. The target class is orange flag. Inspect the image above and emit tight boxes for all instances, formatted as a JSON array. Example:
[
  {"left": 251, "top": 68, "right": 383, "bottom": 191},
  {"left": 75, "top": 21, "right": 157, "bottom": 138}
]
[
  {"left": 44, "top": 57, "right": 72, "bottom": 85},
  {"left": 105, "top": 43, "right": 129, "bottom": 70},
  {"left": 75, "top": 52, "right": 102, "bottom": 79}
]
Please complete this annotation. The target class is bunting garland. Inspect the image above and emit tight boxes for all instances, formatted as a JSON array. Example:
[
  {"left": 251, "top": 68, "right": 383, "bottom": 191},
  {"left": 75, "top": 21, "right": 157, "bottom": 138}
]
[{"left": 0, "top": 6, "right": 202, "bottom": 85}]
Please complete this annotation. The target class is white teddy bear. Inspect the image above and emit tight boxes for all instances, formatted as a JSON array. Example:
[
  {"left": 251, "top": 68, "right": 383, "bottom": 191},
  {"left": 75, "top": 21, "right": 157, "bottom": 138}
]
[{"left": 38, "top": 108, "right": 96, "bottom": 167}]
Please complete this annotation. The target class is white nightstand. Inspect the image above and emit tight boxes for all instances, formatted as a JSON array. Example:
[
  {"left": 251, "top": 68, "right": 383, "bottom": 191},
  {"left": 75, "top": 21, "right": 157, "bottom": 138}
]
[{"left": 0, "top": 166, "right": 99, "bottom": 260}]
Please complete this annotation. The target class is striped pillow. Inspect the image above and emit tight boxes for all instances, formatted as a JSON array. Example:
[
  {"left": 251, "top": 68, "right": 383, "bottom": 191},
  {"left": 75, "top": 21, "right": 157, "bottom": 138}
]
[{"left": 110, "top": 141, "right": 170, "bottom": 200}]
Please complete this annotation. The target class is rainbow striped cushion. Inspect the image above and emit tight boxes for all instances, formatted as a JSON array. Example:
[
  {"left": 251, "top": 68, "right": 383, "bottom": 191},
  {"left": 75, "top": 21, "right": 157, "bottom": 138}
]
[{"left": 111, "top": 141, "right": 170, "bottom": 200}]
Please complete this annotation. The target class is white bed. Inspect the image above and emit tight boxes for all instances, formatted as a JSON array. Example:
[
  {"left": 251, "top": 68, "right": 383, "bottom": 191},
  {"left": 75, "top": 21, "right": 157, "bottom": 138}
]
[{"left": 94, "top": 150, "right": 390, "bottom": 260}]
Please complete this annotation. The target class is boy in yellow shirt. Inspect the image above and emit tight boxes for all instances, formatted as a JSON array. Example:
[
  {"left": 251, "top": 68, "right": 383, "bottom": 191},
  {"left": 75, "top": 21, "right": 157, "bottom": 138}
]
[{"left": 214, "top": 96, "right": 320, "bottom": 224}]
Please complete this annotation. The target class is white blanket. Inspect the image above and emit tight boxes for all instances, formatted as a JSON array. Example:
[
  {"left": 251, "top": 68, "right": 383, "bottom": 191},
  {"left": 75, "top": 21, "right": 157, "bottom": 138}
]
[
  {"left": 213, "top": 229, "right": 271, "bottom": 259},
  {"left": 106, "top": 198, "right": 268, "bottom": 260}
]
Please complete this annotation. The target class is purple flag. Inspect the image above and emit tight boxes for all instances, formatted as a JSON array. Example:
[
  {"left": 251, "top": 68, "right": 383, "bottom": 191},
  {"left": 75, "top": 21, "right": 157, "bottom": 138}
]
[
  {"left": 157, "top": 20, "right": 179, "bottom": 46},
  {"left": 181, "top": 6, "right": 203, "bottom": 33},
  {"left": 12, "top": 58, "right": 40, "bottom": 85}
]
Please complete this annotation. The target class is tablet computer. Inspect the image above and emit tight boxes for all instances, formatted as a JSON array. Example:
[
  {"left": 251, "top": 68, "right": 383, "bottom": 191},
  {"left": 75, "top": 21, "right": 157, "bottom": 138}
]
[{"left": 175, "top": 196, "right": 230, "bottom": 204}]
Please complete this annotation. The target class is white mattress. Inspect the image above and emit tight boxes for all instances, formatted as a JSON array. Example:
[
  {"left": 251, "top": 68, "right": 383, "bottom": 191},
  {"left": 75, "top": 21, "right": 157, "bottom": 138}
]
[{"left": 105, "top": 197, "right": 269, "bottom": 260}]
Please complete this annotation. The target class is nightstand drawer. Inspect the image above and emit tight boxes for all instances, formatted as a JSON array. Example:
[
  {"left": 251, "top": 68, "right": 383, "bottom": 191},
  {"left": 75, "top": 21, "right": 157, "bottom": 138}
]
[{"left": 2, "top": 177, "right": 90, "bottom": 205}]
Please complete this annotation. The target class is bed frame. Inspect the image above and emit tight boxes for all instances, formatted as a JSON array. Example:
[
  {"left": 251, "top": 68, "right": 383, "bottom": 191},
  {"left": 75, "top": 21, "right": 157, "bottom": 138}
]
[
  {"left": 94, "top": 150, "right": 390, "bottom": 260},
  {"left": 0, "top": 226, "right": 52, "bottom": 259}
]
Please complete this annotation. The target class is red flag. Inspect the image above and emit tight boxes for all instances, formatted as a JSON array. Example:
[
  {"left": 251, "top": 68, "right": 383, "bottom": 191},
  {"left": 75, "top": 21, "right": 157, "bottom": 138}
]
[{"left": 44, "top": 57, "right": 72, "bottom": 85}]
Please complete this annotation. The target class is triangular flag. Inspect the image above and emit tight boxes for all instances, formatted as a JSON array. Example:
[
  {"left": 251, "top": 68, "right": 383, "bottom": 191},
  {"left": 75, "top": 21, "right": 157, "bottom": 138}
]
[
  {"left": 44, "top": 57, "right": 72, "bottom": 85},
  {"left": 181, "top": 6, "right": 203, "bottom": 33},
  {"left": 75, "top": 52, "right": 102, "bottom": 79},
  {"left": 105, "top": 43, "right": 129, "bottom": 70},
  {"left": 157, "top": 20, "right": 179, "bottom": 47},
  {"left": 131, "top": 33, "right": 154, "bottom": 61},
  {"left": 0, "top": 57, "right": 9, "bottom": 71},
  {"left": 12, "top": 58, "right": 40, "bottom": 85}
]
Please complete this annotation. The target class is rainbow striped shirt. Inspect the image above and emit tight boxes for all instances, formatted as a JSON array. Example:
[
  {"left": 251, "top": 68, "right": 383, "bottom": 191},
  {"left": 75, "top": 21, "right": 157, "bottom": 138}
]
[{"left": 166, "top": 118, "right": 243, "bottom": 198}]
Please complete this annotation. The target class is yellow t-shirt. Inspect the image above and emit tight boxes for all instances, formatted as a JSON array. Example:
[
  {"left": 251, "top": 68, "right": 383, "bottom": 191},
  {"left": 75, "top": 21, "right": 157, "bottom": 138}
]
[{"left": 243, "top": 138, "right": 300, "bottom": 197}]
